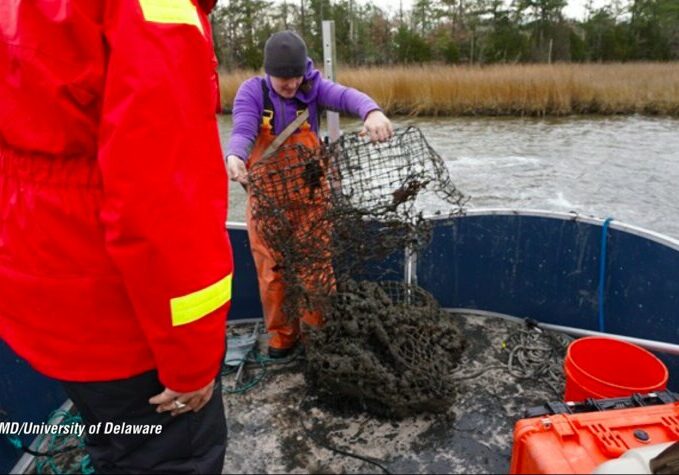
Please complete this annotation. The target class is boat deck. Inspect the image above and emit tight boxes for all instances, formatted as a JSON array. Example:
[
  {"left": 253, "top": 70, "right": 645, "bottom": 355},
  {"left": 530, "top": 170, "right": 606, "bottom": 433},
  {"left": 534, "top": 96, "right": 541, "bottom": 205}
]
[{"left": 222, "top": 312, "right": 570, "bottom": 474}]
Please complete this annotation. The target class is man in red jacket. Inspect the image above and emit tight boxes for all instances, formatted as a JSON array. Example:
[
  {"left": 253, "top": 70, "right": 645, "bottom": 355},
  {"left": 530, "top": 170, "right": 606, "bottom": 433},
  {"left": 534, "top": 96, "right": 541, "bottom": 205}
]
[{"left": 0, "top": 0, "right": 232, "bottom": 472}]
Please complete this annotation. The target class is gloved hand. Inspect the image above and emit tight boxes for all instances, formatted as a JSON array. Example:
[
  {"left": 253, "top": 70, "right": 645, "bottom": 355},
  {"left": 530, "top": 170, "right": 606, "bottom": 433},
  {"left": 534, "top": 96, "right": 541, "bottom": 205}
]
[
  {"left": 227, "top": 154, "right": 248, "bottom": 186},
  {"left": 361, "top": 110, "right": 394, "bottom": 143}
]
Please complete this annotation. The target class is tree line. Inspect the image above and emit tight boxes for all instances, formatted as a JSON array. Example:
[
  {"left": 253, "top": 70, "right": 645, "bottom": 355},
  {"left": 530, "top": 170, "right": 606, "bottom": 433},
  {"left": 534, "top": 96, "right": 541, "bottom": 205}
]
[{"left": 210, "top": 0, "right": 679, "bottom": 69}]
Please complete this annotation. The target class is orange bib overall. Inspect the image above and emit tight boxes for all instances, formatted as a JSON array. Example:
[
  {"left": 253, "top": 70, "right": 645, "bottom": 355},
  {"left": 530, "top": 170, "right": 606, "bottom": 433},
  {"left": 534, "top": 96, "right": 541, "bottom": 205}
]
[{"left": 246, "top": 112, "right": 327, "bottom": 350}]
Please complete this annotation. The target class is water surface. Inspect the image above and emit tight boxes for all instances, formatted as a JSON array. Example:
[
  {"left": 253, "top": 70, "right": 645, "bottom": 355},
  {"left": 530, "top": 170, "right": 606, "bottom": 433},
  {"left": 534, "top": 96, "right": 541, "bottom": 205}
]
[{"left": 218, "top": 115, "right": 679, "bottom": 239}]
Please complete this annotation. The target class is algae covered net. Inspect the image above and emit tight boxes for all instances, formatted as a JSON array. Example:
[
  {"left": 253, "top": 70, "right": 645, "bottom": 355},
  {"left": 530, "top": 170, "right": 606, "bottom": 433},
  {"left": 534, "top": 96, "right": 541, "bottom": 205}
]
[
  {"left": 304, "top": 280, "right": 466, "bottom": 418},
  {"left": 248, "top": 126, "right": 467, "bottom": 417}
]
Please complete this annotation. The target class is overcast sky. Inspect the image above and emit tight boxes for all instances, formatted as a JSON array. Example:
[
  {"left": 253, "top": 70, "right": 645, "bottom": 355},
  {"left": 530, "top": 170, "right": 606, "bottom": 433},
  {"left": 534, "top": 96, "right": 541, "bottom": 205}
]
[{"left": 363, "top": 0, "right": 608, "bottom": 21}]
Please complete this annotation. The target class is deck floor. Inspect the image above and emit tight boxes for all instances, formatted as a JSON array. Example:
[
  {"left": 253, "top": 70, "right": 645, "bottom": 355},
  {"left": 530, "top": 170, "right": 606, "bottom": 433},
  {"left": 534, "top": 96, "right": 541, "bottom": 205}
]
[{"left": 222, "top": 313, "right": 570, "bottom": 474}]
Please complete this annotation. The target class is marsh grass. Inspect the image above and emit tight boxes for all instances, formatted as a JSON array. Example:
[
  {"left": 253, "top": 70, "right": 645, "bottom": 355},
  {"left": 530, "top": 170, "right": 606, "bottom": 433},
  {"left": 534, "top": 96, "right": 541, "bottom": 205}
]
[{"left": 219, "top": 62, "right": 679, "bottom": 116}]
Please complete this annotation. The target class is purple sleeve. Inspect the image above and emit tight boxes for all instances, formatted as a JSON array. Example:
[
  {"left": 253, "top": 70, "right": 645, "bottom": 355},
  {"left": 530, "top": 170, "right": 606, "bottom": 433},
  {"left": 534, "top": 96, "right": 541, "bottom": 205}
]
[
  {"left": 226, "top": 77, "right": 263, "bottom": 163},
  {"left": 316, "top": 78, "right": 380, "bottom": 121}
]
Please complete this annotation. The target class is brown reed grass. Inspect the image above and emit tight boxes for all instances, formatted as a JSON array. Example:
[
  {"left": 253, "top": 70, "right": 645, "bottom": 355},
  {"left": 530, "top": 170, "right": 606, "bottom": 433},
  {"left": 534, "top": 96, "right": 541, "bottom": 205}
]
[{"left": 218, "top": 62, "right": 679, "bottom": 116}]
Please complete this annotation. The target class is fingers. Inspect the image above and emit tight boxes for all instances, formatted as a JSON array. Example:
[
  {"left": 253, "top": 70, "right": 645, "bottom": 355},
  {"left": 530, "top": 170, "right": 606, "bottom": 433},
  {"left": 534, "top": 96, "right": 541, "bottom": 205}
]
[
  {"left": 155, "top": 397, "right": 193, "bottom": 416},
  {"left": 169, "top": 398, "right": 192, "bottom": 416},
  {"left": 187, "top": 385, "right": 214, "bottom": 413},
  {"left": 234, "top": 175, "right": 248, "bottom": 186},
  {"left": 385, "top": 120, "right": 394, "bottom": 139},
  {"left": 374, "top": 125, "right": 392, "bottom": 142},
  {"left": 149, "top": 388, "right": 180, "bottom": 406},
  {"left": 364, "top": 124, "right": 393, "bottom": 143},
  {"left": 149, "top": 388, "right": 187, "bottom": 415},
  {"left": 177, "top": 390, "right": 210, "bottom": 414},
  {"left": 185, "top": 381, "right": 215, "bottom": 413},
  {"left": 361, "top": 111, "right": 394, "bottom": 143},
  {"left": 368, "top": 126, "right": 380, "bottom": 142},
  {"left": 227, "top": 155, "right": 249, "bottom": 185},
  {"left": 149, "top": 381, "right": 215, "bottom": 416},
  {"left": 231, "top": 170, "right": 248, "bottom": 185}
]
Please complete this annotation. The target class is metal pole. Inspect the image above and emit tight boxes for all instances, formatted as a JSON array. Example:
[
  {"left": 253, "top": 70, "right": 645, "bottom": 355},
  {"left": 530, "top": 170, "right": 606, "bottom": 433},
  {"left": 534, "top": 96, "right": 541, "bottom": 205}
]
[
  {"left": 404, "top": 245, "right": 417, "bottom": 305},
  {"left": 404, "top": 247, "right": 417, "bottom": 286},
  {"left": 322, "top": 20, "right": 341, "bottom": 143}
]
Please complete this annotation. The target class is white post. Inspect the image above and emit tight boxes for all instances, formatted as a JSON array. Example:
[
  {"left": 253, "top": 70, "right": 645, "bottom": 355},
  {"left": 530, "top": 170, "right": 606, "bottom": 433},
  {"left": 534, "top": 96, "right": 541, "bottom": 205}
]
[{"left": 322, "top": 20, "right": 341, "bottom": 143}]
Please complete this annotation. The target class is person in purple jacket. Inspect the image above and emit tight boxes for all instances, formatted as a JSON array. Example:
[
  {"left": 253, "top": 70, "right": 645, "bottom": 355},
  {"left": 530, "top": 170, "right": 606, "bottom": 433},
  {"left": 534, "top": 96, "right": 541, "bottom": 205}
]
[{"left": 226, "top": 31, "right": 393, "bottom": 359}]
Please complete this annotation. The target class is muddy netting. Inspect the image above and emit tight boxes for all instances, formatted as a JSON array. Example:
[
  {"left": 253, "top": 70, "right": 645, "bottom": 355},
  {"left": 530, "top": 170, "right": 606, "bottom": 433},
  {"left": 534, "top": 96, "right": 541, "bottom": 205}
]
[
  {"left": 304, "top": 280, "right": 466, "bottom": 418},
  {"left": 248, "top": 126, "right": 468, "bottom": 417}
]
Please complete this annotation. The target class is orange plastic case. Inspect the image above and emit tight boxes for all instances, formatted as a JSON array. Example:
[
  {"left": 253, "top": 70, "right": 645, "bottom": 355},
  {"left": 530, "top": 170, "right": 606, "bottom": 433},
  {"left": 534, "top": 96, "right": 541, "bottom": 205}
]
[{"left": 510, "top": 402, "right": 679, "bottom": 473}]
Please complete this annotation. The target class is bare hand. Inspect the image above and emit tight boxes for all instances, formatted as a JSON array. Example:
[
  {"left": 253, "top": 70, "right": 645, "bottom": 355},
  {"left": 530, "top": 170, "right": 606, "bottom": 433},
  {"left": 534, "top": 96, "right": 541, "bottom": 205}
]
[
  {"left": 361, "top": 110, "right": 394, "bottom": 143},
  {"left": 149, "top": 380, "right": 215, "bottom": 416},
  {"left": 227, "top": 155, "right": 248, "bottom": 185}
]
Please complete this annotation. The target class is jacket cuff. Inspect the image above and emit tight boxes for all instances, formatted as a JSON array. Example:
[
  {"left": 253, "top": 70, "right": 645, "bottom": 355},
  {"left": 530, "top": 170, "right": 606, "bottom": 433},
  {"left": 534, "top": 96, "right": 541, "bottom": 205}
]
[{"left": 226, "top": 136, "right": 252, "bottom": 163}]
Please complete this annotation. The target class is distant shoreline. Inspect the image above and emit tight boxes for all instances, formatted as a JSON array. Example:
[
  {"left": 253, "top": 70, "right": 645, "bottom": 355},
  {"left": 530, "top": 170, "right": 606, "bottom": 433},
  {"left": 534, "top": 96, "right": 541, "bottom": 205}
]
[{"left": 219, "top": 62, "right": 679, "bottom": 117}]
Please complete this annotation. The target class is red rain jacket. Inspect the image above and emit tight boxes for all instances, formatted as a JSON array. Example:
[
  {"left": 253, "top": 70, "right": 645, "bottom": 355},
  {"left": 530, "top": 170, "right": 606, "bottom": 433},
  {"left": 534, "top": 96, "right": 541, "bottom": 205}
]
[{"left": 0, "top": 0, "right": 233, "bottom": 392}]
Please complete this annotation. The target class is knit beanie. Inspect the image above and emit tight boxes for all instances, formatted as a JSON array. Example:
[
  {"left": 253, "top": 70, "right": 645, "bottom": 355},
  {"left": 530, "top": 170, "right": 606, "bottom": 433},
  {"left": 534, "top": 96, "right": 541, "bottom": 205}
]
[{"left": 264, "top": 31, "right": 307, "bottom": 78}]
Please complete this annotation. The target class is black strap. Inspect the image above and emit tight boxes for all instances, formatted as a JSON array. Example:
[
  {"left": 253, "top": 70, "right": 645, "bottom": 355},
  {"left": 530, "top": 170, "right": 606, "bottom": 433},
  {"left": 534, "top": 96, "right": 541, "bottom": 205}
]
[{"left": 261, "top": 80, "right": 275, "bottom": 131}]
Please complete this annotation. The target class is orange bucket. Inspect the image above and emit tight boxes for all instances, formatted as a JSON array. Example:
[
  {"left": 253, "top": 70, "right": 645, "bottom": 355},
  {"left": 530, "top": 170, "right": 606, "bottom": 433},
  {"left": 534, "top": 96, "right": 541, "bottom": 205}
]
[{"left": 564, "top": 336, "right": 668, "bottom": 401}]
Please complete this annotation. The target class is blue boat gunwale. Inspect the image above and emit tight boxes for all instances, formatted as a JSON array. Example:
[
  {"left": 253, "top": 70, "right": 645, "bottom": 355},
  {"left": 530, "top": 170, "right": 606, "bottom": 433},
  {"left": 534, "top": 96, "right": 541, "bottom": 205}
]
[
  {"left": 440, "top": 207, "right": 679, "bottom": 251},
  {"left": 230, "top": 206, "right": 679, "bottom": 250}
]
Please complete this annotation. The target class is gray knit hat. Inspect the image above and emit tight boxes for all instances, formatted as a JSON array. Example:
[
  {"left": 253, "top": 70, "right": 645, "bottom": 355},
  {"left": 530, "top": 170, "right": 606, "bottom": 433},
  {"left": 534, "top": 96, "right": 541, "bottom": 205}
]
[{"left": 264, "top": 31, "right": 307, "bottom": 78}]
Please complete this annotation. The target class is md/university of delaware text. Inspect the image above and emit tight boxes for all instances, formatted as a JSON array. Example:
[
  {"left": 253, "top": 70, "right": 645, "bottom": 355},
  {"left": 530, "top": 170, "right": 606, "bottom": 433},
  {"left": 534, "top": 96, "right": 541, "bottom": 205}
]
[{"left": 0, "top": 421, "right": 163, "bottom": 437}]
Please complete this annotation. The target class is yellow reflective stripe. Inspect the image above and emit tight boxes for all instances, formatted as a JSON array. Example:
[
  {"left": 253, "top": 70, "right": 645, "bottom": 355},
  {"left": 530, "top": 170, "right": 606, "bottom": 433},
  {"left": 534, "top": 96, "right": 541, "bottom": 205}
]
[
  {"left": 138, "top": 0, "right": 204, "bottom": 35},
  {"left": 170, "top": 274, "right": 232, "bottom": 327}
]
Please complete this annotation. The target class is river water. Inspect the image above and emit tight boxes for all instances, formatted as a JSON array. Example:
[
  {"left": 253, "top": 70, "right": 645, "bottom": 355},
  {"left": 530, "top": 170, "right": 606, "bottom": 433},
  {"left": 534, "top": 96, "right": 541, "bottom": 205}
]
[{"left": 218, "top": 114, "right": 679, "bottom": 239}]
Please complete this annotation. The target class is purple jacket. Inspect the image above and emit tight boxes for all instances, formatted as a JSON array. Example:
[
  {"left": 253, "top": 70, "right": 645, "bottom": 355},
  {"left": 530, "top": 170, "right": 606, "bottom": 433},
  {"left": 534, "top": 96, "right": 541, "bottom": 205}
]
[{"left": 226, "top": 59, "right": 380, "bottom": 162}]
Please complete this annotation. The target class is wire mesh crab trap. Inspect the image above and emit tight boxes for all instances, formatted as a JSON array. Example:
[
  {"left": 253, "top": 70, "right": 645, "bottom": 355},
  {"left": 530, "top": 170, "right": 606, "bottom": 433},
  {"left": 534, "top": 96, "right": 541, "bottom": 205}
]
[
  {"left": 248, "top": 126, "right": 468, "bottom": 416},
  {"left": 304, "top": 279, "right": 466, "bottom": 418}
]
